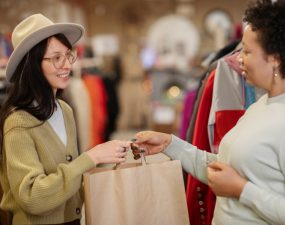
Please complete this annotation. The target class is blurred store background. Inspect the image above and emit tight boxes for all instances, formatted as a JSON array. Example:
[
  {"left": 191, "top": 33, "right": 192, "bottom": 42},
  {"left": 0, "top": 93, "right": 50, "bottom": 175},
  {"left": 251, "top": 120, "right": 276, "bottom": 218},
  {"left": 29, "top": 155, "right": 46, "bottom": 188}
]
[{"left": 0, "top": 0, "right": 247, "bottom": 144}]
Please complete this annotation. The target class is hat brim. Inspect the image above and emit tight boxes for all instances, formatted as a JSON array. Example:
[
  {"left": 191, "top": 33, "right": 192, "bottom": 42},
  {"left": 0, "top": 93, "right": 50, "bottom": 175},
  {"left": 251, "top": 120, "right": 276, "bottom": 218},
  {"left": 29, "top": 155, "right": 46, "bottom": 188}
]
[{"left": 6, "top": 23, "right": 84, "bottom": 82}]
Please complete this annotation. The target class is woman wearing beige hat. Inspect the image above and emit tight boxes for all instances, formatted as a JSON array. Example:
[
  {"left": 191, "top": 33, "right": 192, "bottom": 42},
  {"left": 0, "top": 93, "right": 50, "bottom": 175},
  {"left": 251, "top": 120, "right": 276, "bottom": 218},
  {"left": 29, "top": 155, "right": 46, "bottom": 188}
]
[{"left": 0, "top": 14, "right": 130, "bottom": 225}]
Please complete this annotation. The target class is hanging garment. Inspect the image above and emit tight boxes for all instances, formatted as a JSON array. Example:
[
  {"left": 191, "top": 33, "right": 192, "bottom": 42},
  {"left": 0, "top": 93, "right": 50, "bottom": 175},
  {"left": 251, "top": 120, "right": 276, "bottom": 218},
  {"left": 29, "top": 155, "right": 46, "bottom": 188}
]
[
  {"left": 117, "top": 78, "right": 148, "bottom": 129},
  {"left": 186, "top": 71, "right": 210, "bottom": 143},
  {"left": 63, "top": 77, "right": 92, "bottom": 152},
  {"left": 208, "top": 52, "right": 261, "bottom": 152},
  {"left": 224, "top": 51, "right": 258, "bottom": 109},
  {"left": 101, "top": 76, "right": 120, "bottom": 141},
  {"left": 179, "top": 88, "right": 198, "bottom": 188},
  {"left": 185, "top": 42, "right": 247, "bottom": 225},
  {"left": 207, "top": 57, "right": 246, "bottom": 153},
  {"left": 179, "top": 89, "right": 197, "bottom": 140},
  {"left": 83, "top": 74, "right": 107, "bottom": 146},
  {"left": 186, "top": 61, "right": 218, "bottom": 143},
  {"left": 186, "top": 52, "right": 261, "bottom": 225},
  {"left": 186, "top": 70, "right": 216, "bottom": 225},
  {"left": 117, "top": 48, "right": 147, "bottom": 130}
]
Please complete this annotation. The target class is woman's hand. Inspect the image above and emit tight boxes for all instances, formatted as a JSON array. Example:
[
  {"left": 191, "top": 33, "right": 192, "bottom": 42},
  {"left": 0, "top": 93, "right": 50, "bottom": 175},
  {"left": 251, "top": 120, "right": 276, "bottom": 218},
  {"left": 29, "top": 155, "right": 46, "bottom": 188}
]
[
  {"left": 86, "top": 140, "right": 130, "bottom": 165},
  {"left": 207, "top": 162, "right": 247, "bottom": 198},
  {"left": 131, "top": 131, "right": 172, "bottom": 159}
]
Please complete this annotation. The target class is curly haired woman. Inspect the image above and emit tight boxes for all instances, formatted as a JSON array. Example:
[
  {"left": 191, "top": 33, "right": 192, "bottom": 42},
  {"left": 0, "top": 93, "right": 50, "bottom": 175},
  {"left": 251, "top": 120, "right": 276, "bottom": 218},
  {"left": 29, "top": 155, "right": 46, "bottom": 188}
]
[{"left": 132, "top": 1, "right": 285, "bottom": 224}]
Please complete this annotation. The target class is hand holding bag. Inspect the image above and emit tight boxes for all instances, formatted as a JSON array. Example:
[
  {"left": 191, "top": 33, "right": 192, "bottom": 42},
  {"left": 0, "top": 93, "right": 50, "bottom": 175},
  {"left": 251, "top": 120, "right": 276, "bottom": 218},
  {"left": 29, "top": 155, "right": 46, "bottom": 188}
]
[{"left": 83, "top": 156, "right": 190, "bottom": 225}]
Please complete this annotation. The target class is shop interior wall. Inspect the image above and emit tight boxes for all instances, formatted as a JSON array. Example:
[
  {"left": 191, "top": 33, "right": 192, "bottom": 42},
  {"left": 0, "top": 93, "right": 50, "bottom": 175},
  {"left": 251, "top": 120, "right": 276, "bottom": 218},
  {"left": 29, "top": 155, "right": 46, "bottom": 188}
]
[
  {"left": 0, "top": 0, "right": 249, "bottom": 132},
  {"left": 1, "top": 0, "right": 248, "bottom": 57}
]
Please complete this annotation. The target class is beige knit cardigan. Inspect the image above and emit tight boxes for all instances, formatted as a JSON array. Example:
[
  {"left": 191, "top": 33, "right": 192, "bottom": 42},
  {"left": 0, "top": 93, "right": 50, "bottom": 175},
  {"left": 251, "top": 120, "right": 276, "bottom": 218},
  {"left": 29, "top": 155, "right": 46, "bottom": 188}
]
[{"left": 0, "top": 100, "right": 95, "bottom": 225}]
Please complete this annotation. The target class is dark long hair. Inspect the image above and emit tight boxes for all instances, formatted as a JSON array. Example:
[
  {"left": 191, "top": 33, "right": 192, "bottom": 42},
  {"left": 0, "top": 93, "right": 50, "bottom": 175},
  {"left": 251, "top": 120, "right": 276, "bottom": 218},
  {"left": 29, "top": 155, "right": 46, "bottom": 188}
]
[{"left": 0, "top": 33, "right": 72, "bottom": 156}]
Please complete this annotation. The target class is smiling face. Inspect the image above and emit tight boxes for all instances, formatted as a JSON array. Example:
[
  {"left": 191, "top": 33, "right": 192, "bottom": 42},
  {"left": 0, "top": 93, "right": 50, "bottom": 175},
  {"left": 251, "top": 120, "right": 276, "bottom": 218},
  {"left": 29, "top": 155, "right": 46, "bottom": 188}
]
[
  {"left": 41, "top": 37, "right": 72, "bottom": 94},
  {"left": 238, "top": 24, "right": 279, "bottom": 92}
]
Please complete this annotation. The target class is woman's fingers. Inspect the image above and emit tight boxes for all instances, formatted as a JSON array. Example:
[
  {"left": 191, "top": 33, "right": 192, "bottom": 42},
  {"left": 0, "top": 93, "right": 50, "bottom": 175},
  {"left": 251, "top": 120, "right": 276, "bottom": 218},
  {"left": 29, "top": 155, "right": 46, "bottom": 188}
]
[{"left": 135, "top": 131, "right": 153, "bottom": 143}]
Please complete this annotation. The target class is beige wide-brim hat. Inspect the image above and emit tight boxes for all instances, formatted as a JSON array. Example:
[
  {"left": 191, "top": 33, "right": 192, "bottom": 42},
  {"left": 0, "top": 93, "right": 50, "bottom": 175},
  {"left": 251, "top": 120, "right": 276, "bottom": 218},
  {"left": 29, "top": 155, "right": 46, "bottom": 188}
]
[{"left": 6, "top": 13, "right": 84, "bottom": 82}]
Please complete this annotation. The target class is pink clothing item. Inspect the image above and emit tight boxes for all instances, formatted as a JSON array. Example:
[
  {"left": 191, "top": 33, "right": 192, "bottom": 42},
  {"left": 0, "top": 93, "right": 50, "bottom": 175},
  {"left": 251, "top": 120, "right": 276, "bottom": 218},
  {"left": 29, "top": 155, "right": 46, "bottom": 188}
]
[
  {"left": 179, "top": 89, "right": 197, "bottom": 140},
  {"left": 224, "top": 51, "right": 242, "bottom": 75}
]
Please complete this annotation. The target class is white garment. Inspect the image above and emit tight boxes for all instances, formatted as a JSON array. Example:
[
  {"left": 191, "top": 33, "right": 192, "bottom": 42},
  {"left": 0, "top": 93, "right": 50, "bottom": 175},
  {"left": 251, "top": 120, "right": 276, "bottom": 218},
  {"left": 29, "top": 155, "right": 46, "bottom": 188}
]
[
  {"left": 207, "top": 58, "right": 244, "bottom": 153},
  {"left": 48, "top": 101, "right": 67, "bottom": 146},
  {"left": 63, "top": 77, "right": 91, "bottom": 152},
  {"left": 165, "top": 93, "right": 285, "bottom": 225}
]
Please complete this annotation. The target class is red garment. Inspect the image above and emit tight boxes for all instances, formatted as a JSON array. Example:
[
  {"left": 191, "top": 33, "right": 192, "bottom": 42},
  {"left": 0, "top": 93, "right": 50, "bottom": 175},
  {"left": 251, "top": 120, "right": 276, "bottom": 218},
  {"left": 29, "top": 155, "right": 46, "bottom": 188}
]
[
  {"left": 83, "top": 74, "right": 107, "bottom": 146},
  {"left": 186, "top": 70, "right": 216, "bottom": 225},
  {"left": 213, "top": 110, "right": 245, "bottom": 147}
]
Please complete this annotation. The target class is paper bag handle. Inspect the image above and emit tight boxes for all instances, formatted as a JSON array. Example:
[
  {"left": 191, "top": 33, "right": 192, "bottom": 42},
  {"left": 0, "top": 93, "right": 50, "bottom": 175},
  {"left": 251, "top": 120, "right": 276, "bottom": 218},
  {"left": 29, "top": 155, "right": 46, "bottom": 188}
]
[
  {"left": 139, "top": 151, "right": 147, "bottom": 165},
  {"left": 114, "top": 150, "right": 147, "bottom": 170}
]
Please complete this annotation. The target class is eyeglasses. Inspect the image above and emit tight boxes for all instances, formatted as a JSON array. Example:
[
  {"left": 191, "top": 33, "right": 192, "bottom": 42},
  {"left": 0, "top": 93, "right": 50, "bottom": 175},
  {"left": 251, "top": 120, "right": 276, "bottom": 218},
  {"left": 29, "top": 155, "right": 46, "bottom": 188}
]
[{"left": 43, "top": 50, "right": 77, "bottom": 69}]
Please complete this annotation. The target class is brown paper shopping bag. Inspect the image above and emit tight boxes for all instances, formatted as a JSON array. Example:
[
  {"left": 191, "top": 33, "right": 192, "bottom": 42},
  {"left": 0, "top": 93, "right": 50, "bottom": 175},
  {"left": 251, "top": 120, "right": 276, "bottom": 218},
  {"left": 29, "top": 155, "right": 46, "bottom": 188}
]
[{"left": 83, "top": 160, "right": 190, "bottom": 225}]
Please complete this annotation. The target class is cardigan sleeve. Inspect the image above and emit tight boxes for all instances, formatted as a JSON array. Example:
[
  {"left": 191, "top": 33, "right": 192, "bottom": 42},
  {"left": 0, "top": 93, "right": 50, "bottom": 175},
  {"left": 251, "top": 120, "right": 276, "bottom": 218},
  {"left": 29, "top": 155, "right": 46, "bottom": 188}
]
[
  {"left": 164, "top": 135, "right": 217, "bottom": 184},
  {"left": 4, "top": 121, "right": 95, "bottom": 215}
]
